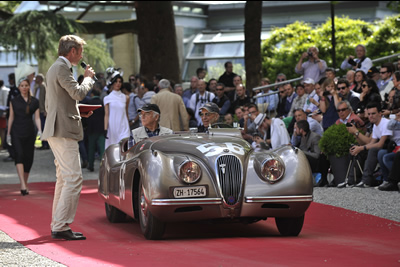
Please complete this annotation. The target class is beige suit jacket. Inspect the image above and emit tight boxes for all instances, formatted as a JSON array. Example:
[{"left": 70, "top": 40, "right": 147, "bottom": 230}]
[
  {"left": 42, "top": 58, "right": 93, "bottom": 141},
  {"left": 151, "top": 89, "right": 188, "bottom": 132}
]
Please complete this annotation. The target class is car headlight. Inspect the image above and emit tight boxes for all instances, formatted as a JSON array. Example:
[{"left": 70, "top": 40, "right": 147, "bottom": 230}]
[
  {"left": 261, "top": 158, "right": 284, "bottom": 183},
  {"left": 178, "top": 160, "right": 201, "bottom": 184}
]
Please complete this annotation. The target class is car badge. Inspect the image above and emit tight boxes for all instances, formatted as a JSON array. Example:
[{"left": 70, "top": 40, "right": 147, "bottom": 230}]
[
  {"left": 227, "top": 196, "right": 235, "bottom": 204},
  {"left": 223, "top": 149, "right": 229, "bottom": 153},
  {"left": 220, "top": 163, "right": 226, "bottom": 174}
]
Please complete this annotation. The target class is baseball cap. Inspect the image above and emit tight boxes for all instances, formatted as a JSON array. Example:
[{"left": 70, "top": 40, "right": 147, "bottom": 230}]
[
  {"left": 367, "top": 66, "right": 379, "bottom": 78},
  {"left": 199, "top": 102, "right": 219, "bottom": 114},
  {"left": 303, "top": 78, "right": 315, "bottom": 85},
  {"left": 138, "top": 103, "right": 160, "bottom": 114}
]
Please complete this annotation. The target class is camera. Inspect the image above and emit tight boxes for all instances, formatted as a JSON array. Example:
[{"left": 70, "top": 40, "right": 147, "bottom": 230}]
[
  {"left": 346, "top": 120, "right": 355, "bottom": 127},
  {"left": 308, "top": 52, "right": 313, "bottom": 57}
]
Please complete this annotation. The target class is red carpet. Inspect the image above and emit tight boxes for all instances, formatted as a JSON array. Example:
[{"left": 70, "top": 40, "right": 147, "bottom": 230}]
[{"left": 0, "top": 180, "right": 399, "bottom": 266}]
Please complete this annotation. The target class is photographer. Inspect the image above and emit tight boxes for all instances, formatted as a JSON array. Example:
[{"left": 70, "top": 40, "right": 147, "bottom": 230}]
[
  {"left": 340, "top": 44, "right": 372, "bottom": 75},
  {"left": 382, "top": 89, "right": 400, "bottom": 117},
  {"left": 337, "top": 109, "right": 372, "bottom": 188},
  {"left": 335, "top": 100, "right": 364, "bottom": 130},
  {"left": 295, "top": 46, "right": 327, "bottom": 84},
  {"left": 351, "top": 102, "right": 392, "bottom": 188}
]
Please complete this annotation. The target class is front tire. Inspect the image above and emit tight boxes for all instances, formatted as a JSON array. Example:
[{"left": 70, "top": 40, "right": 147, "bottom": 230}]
[
  {"left": 138, "top": 178, "right": 165, "bottom": 240},
  {"left": 105, "top": 203, "right": 126, "bottom": 223},
  {"left": 275, "top": 215, "right": 305, "bottom": 236}
]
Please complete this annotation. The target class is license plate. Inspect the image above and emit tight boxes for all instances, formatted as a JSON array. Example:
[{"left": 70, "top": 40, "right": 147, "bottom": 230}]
[{"left": 173, "top": 186, "right": 206, "bottom": 198}]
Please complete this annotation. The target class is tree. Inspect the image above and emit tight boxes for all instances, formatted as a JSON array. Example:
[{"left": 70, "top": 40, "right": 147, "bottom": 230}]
[
  {"left": 244, "top": 1, "right": 262, "bottom": 94},
  {"left": 261, "top": 17, "right": 378, "bottom": 81},
  {"left": 366, "top": 14, "right": 400, "bottom": 58},
  {"left": 0, "top": 1, "right": 21, "bottom": 14},
  {"left": 135, "top": 1, "right": 180, "bottom": 83},
  {"left": 0, "top": 1, "right": 181, "bottom": 83},
  {"left": 0, "top": 10, "right": 84, "bottom": 61}
]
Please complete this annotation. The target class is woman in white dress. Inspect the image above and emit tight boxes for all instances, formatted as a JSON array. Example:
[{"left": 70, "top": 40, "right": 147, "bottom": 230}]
[{"left": 104, "top": 73, "right": 130, "bottom": 149}]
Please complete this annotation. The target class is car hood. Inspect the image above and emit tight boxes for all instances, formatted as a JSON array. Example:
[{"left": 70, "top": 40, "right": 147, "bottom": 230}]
[{"left": 149, "top": 133, "right": 253, "bottom": 160}]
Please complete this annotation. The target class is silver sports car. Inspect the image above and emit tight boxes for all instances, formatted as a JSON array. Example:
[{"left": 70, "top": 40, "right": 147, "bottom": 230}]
[{"left": 98, "top": 128, "right": 313, "bottom": 240}]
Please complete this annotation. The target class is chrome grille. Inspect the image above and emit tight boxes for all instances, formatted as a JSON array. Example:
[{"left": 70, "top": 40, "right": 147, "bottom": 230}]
[{"left": 216, "top": 155, "right": 242, "bottom": 206}]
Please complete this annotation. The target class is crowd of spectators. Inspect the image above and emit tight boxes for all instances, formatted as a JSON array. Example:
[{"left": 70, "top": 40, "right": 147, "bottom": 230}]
[{"left": 1, "top": 44, "right": 400, "bottom": 192}]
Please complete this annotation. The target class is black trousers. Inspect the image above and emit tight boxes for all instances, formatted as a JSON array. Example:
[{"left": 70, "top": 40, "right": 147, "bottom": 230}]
[
  {"left": 388, "top": 152, "right": 400, "bottom": 184},
  {"left": 306, "top": 154, "right": 329, "bottom": 183}
]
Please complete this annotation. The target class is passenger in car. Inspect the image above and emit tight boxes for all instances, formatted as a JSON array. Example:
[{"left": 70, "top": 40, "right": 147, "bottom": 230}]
[{"left": 198, "top": 102, "right": 220, "bottom": 133}]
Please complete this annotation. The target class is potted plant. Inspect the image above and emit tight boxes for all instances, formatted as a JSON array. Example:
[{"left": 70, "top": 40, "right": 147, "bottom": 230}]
[{"left": 319, "top": 123, "right": 357, "bottom": 185}]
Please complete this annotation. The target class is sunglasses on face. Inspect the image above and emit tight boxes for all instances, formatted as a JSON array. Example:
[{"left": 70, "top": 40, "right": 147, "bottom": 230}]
[
  {"left": 216, "top": 88, "right": 224, "bottom": 91},
  {"left": 337, "top": 86, "right": 347, "bottom": 90},
  {"left": 380, "top": 71, "right": 387, "bottom": 74},
  {"left": 277, "top": 79, "right": 285, "bottom": 82},
  {"left": 361, "top": 84, "right": 368, "bottom": 88},
  {"left": 337, "top": 108, "right": 348, "bottom": 112}
]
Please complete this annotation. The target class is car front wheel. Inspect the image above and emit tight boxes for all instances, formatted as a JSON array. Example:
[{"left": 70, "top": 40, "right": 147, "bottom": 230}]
[
  {"left": 275, "top": 215, "right": 305, "bottom": 236},
  {"left": 138, "top": 178, "right": 165, "bottom": 240}
]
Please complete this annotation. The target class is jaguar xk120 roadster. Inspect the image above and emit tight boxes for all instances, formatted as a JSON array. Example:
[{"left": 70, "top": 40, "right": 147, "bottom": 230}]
[{"left": 98, "top": 128, "right": 313, "bottom": 240}]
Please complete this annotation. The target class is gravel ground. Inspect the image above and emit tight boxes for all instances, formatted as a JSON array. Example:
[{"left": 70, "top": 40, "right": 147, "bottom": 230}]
[
  {"left": 314, "top": 187, "right": 400, "bottom": 222},
  {"left": 0, "top": 231, "right": 65, "bottom": 267},
  {"left": 0, "top": 148, "right": 399, "bottom": 265}
]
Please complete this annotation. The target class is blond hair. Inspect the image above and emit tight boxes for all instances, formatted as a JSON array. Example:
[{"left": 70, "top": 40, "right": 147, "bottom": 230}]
[{"left": 58, "top": 35, "right": 86, "bottom": 56}]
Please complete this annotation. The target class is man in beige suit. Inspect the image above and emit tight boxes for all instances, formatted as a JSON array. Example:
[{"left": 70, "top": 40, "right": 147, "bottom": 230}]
[
  {"left": 42, "top": 35, "right": 95, "bottom": 240},
  {"left": 151, "top": 79, "right": 188, "bottom": 132}
]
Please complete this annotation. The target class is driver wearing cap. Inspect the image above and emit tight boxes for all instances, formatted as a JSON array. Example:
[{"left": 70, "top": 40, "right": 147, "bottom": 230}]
[
  {"left": 130, "top": 104, "right": 173, "bottom": 145},
  {"left": 198, "top": 102, "right": 220, "bottom": 133}
]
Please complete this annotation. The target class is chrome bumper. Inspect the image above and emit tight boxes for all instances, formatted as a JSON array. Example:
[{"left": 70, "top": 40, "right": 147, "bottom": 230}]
[
  {"left": 245, "top": 195, "right": 313, "bottom": 203},
  {"left": 152, "top": 198, "right": 223, "bottom": 206},
  {"left": 151, "top": 195, "right": 313, "bottom": 206}
]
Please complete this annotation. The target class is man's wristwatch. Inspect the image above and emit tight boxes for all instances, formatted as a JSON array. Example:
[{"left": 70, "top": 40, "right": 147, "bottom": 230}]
[
  {"left": 355, "top": 131, "right": 360, "bottom": 137},
  {"left": 130, "top": 120, "right": 135, "bottom": 124}
]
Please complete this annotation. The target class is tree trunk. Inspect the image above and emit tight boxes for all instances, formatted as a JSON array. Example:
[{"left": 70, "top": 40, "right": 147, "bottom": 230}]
[
  {"left": 244, "top": 1, "right": 262, "bottom": 96},
  {"left": 135, "top": 1, "right": 181, "bottom": 83}
]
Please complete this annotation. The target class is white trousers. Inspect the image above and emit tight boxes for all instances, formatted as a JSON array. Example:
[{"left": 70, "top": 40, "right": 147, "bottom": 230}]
[{"left": 47, "top": 137, "right": 83, "bottom": 232}]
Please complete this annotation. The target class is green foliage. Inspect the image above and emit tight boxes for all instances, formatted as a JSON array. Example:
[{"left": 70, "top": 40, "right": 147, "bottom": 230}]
[
  {"left": 261, "top": 16, "right": 400, "bottom": 82},
  {"left": 387, "top": 1, "right": 400, "bottom": 12},
  {"left": 366, "top": 14, "right": 400, "bottom": 58},
  {"left": 0, "top": 1, "right": 21, "bottom": 13},
  {"left": 318, "top": 123, "right": 356, "bottom": 157},
  {"left": 81, "top": 38, "right": 115, "bottom": 74},
  {"left": 0, "top": 10, "right": 85, "bottom": 60}
]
